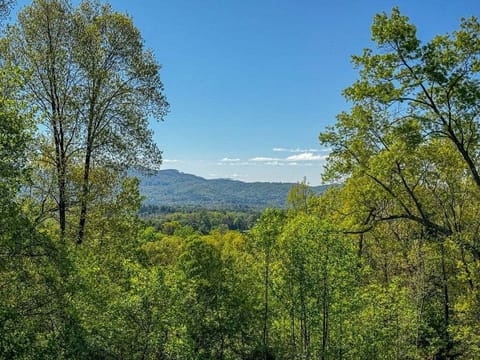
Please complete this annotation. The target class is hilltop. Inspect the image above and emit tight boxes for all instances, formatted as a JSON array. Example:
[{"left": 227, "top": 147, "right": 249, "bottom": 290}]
[{"left": 137, "top": 169, "right": 329, "bottom": 210}]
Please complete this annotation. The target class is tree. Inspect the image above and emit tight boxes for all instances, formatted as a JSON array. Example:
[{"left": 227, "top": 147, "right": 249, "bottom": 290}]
[
  {"left": 176, "top": 238, "right": 227, "bottom": 359},
  {"left": 71, "top": 1, "right": 168, "bottom": 243},
  {"left": 286, "top": 177, "right": 314, "bottom": 213},
  {"left": 319, "top": 8, "right": 480, "bottom": 358},
  {"left": 5, "top": 0, "right": 168, "bottom": 243},
  {"left": 250, "top": 208, "right": 285, "bottom": 359},
  {"left": 0, "top": 0, "right": 14, "bottom": 23},
  {"left": 277, "top": 214, "right": 358, "bottom": 359},
  {"left": 6, "top": 0, "right": 75, "bottom": 241},
  {"left": 0, "top": 40, "right": 84, "bottom": 359},
  {"left": 321, "top": 8, "right": 480, "bottom": 234},
  {"left": 0, "top": 71, "right": 30, "bottom": 207},
  {"left": 336, "top": 8, "right": 480, "bottom": 188}
]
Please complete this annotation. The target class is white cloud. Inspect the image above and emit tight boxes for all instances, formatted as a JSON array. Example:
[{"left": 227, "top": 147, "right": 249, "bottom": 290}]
[
  {"left": 163, "top": 159, "right": 179, "bottom": 163},
  {"left": 213, "top": 152, "right": 327, "bottom": 168},
  {"left": 273, "top": 147, "right": 322, "bottom": 153},
  {"left": 286, "top": 152, "right": 327, "bottom": 161},
  {"left": 273, "top": 147, "right": 292, "bottom": 152},
  {"left": 246, "top": 153, "right": 327, "bottom": 166},
  {"left": 249, "top": 157, "right": 281, "bottom": 162}
]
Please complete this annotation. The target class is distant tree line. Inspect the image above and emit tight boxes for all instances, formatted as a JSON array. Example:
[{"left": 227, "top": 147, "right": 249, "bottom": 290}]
[{"left": 141, "top": 206, "right": 260, "bottom": 234}]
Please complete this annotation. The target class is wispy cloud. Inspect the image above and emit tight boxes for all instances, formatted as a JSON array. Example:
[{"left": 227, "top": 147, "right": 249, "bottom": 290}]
[
  {"left": 163, "top": 159, "right": 179, "bottom": 163},
  {"left": 249, "top": 157, "right": 282, "bottom": 162},
  {"left": 273, "top": 147, "right": 324, "bottom": 153},
  {"left": 217, "top": 161, "right": 255, "bottom": 166},
  {"left": 214, "top": 151, "right": 327, "bottom": 168},
  {"left": 286, "top": 152, "right": 328, "bottom": 161}
]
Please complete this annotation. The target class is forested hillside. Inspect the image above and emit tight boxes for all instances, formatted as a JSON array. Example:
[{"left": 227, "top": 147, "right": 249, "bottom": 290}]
[
  {"left": 137, "top": 169, "right": 329, "bottom": 209},
  {"left": 1, "top": 1, "right": 480, "bottom": 359}
]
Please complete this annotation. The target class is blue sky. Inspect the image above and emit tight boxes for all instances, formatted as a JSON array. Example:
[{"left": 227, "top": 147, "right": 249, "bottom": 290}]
[{"left": 13, "top": 0, "right": 480, "bottom": 184}]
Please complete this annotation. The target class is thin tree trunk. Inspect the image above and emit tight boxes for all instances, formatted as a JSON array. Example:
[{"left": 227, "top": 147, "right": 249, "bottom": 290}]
[
  {"left": 51, "top": 103, "right": 67, "bottom": 243},
  {"left": 299, "top": 270, "right": 309, "bottom": 360},
  {"left": 321, "top": 265, "right": 328, "bottom": 360},
  {"left": 460, "top": 245, "right": 474, "bottom": 291},
  {"left": 263, "top": 249, "right": 270, "bottom": 359},
  {"left": 77, "top": 84, "right": 97, "bottom": 244},
  {"left": 440, "top": 242, "right": 453, "bottom": 359},
  {"left": 46, "top": 11, "right": 68, "bottom": 243},
  {"left": 289, "top": 279, "right": 296, "bottom": 358},
  {"left": 448, "top": 129, "right": 480, "bottom": 192},
  {"left": 52, "top": 123, "right": 67, "bottom": 242},
  {"left": 58, "top": 161, "right": 67, "bottom": 241},
  {"left": 219, "top": 335, "right": 225, "bottom": 360},
  {"left": 77, "top": 144, "right": 91, "bottom": 244}
]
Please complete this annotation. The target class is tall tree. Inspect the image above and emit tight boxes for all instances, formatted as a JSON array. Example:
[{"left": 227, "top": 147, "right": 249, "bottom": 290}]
[
  {"left": 72, "top": 1, "right": 168, "bottom": 243},
  {"left": 250, "top": 208, "right": 285, "bottom": 359},
  {"left": 5, "top": 0, "right": 168, "bottom": 243},
  {"left": 319, "top": 8, "right": 480, "bottom": 358},
  {"left": 7, "top": 0, "right": 76, "bottom": 241}
]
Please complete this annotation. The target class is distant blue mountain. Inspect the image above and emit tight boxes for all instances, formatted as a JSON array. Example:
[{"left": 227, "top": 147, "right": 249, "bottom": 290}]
[{"left": 137, "top": 169, "right": 329, "bottom": 210}]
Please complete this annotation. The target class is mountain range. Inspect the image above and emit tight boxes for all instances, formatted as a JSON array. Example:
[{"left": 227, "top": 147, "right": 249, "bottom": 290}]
[{"left": 137, "top": 169, "right": 329, "bottom": 210}]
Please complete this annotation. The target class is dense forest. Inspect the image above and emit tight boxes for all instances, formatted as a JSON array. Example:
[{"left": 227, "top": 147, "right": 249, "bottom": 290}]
[{"left": 1, "top": 0, "right": 480, "bottom": 359}]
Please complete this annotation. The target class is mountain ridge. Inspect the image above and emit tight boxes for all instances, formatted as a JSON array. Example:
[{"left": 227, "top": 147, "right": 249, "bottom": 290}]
[{"left": 137, "top": 169, "right": 329, "bottom": 210}]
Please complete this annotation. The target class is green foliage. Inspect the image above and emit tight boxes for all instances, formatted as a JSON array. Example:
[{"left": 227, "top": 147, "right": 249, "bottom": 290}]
[
  {"left": 319, "top": 7, "right": 480, "bottom": 359},
  {"left": 0, "top": 65, "right": 31, "bottom": 204},
  {"left": 4, "top": 0, "right": 169, "bottom": 243},
  {"left": 2, "top": 3, "right": 480, "bottom": 359},
  {"left": 286, "top": 177, "right": 315, "bottom": 213},
  {"left": 145, "top": 207, "right": 260, "bottom": 235}
]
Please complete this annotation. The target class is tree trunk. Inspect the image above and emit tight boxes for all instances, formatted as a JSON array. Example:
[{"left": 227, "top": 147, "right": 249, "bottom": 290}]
[
  {"left": 289, "top": 280, "right": 296, "bottom": 358},
  {"left": 46, "top": 14, "right": 69, "bottom": 243},
  {"left": 77, "top": 91, "right": 97, "bottom": 244},
  {"left": 58, "top": 164, "right": 67, "bottom": 241},
  {"left": 448, "top": 129, "right": 480, "bottom": 192},
  {"left": 321, "top": 265, "right": 328, "bottom": 360},
  {"left": 299, "top": 270, "right": 309, "bottom": 360},
  {"left": 263, "top": 249, "right": 270, "bottom": 360},
  {"left": 53, "top": 124, "right": 67, "bottom": 242},
  {"left": 440, "top": 242, "right": 453, "bottom": 359},
  {"left": 77, "top": 145, "right": 91, "bottom": 244}
]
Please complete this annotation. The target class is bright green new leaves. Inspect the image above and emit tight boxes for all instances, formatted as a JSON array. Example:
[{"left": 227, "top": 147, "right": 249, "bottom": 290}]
[
  {"left": 277, "top": 214, "right": 358, "bottom": 359},
  {"left": 0, "top": 67, "right": 31, "bottom": 205},
  {"left": 320, "top": 7, "right": 480, "bottom": 253},
  {"left": 70, "top": 0, "right": 168, "bottom": 170},
  {"left": 4, "top": 0, "right": 169, "bottom": 243},
  {"left": 175, "top": 232, "right": 261, "bottom": 359},
  {"left": 320, "top": 7, "right": 480, "bottom": 359},
  {"left": 324, "top": 8, "right": 480, "bottom": 190},
  {"left": 4, "top": 3, "right": 480, "bottom": 359}
]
